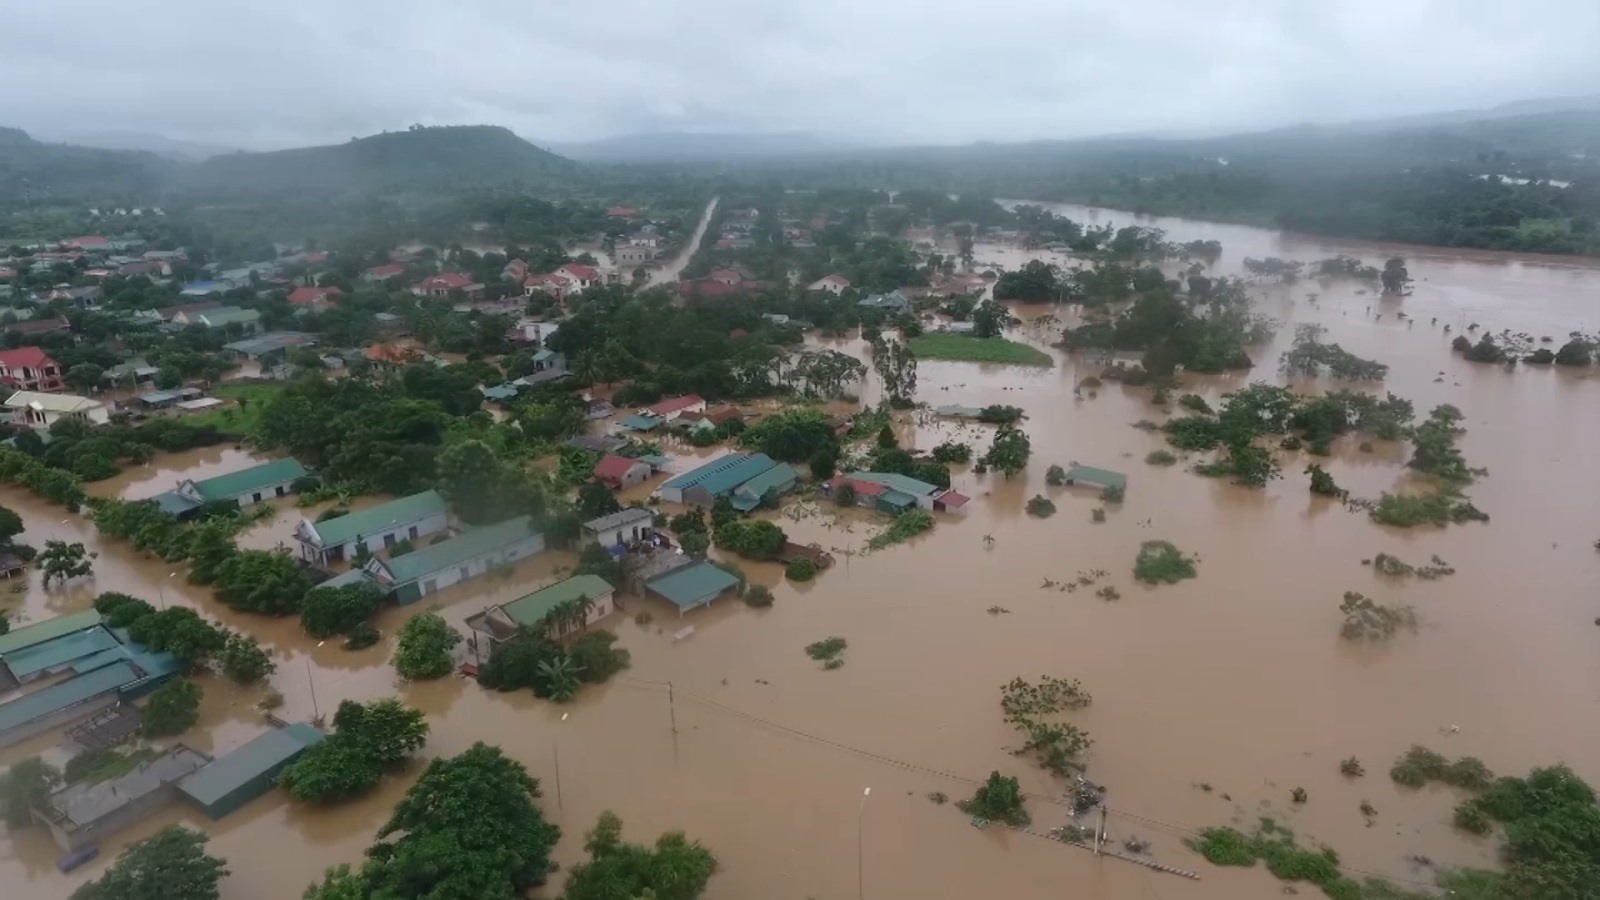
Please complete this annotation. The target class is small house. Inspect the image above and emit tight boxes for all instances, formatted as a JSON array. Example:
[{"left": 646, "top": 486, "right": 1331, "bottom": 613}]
[
  {"left": 294, "top": 490, "right": 450, "bottom": 565},
  {"left": 614, "top": 412, "right": 664, "bottom": 434},
  {"left": 133, "top": 388, "right": 203, "bottom": 411},
  {"left": 933, "top": 489, "right": 972, "bottom": 515},
  {"left": 825, "top": 472, "right": 942, "bottom": 513},
  {"left": 177, "top": 723, "right": 323, "bottom": 820},
  {"left": 583, "top": 507, "right": 656, "bottom": 547},
  {"left": 466, "top": 574, "right": 616, "bottom": 649},
  {"left": 808, "top": 274, "right": 851, "bottom": 294},
  {"left": 181, "top": 306, "right": 262, "bottom": 333},
  {"left": 172, "top": 458, "right": 309, "bottom": 509},
  {"left": 646, "top": 394, "right": 706, "bottom": 420},
  {"left": 362, "top": 515, "right": 544, "bottom": 605},
  {"left": 413, "top": 273, "right": 484, "bottom": 299},
  {"left": 362, "top": 263, "right": 408, "bottom": 283},
  {"left": 643, "top": 560, "right": 740, "bottom": 615},
  {"left": 566, "top": 434, "right": 629, "bottom": 455},
  {"left": 513, "top": 348, "right": 568, "bottom": 385},
  {"left": 594, "top": 455, "right": 652, "bottom": 490},
  {"left": 858, "top": 290, "right": 911, "bottom": 313},
  {"left": 1058, "top": 466, "right": 1128, "bottom": 493},
  {"left": 4, "top": 391, "right": 111, "bottom": 429},
  {"left": 287, "top": 286, "right": 341, "bottom": 308}
]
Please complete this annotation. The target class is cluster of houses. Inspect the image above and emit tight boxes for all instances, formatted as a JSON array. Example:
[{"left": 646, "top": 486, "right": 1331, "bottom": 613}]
[{"left": 0, "top": 606, "right": 326, "bottom": 860}]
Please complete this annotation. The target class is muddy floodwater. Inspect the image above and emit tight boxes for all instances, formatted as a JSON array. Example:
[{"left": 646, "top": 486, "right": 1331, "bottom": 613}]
[{"left": 4, "top": 204, "right": 1600, "bottom": 899}]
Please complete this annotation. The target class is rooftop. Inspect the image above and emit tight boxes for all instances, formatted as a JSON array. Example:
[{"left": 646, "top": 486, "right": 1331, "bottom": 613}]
[
  {"left": 1062, "top": 465, "right": 1128, "bottom": 489},
  {"left": 377, "top": 516, "right": 537, "bottom": 585},
  {"left": 583, "top": 506, "right": 655, "bottom": 534},
  {"left": 305, "top": 491, "right": 447, "bottom": 548},
  {"left": 190, "top": 458, "right": 309, "bottom": 502},
  {"left": 44, "top": 745, "right": 210, "bottom": 828},
  {"left": 593, "top": 455, "right": 646, "bottom": 483},
  {"left": 0, "top": 626, "right": 120, "bottom": 681},
  {"left": 0, "top": 662, "right": 137, "bottom": 736},
  {"left": 501, "top": 575, "right": 614, "bottom": 627},
  {"left": 661, "top": 453, "right": 775, "bottom": 495},
  {"left": 195, "top": 307, "right": 261, "bottom": 327},
  {"left": 3, "top": 391, "right": 103, "bottom": 414},
  {"left": 645, "top": 561, "right": 739, "bottom": 611},
  {"left": 0, "top": 609, "right": 103, "bottom": 655},
  {"left": 845, "top": 471, "right": 941, "bottom": 497},
  {"left": 177, "top": 724, "right": 323, "bottom": 809},
  {"left": 730, "top": 463, "right": 798, "bottom": 512}
]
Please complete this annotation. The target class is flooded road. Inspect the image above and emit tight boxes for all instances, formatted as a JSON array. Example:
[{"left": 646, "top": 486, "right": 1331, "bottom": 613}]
[
  {"left": 4, "top": 204, "right": 1599, "bottom": 899},
  {"left": 648, "top": 196, "right": 719, "bottom": 286}
]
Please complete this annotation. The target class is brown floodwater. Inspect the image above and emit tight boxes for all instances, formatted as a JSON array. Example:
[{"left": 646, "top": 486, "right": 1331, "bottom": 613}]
[{"left": 4, "top": 204, "right": 1600, "bottom": 899}]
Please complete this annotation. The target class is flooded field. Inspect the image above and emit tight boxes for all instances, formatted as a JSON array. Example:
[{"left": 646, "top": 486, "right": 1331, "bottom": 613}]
[{"left": 3, "top": 205, "right": 1599, "bottom": 899}]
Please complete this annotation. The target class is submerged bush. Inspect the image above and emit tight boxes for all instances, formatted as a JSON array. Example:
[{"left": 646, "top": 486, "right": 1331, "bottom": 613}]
[
  {"left": 1025, "top": 495, "right": 1056, "bottom": 517},
  {"left": 1339, "top": 591, "right": 1417, "bottom": 641},
  {"left": 1134, "top": 541, "right": 1197, "bottom": 585},
  {"left": 1145, "top": 450, "right": 1178, "bottom": 466}
]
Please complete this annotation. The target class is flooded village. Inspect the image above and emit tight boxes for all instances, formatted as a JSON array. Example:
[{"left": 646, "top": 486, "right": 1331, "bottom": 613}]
[{"left": 1, "top": 178, "right": 1598, "bottom": 900}]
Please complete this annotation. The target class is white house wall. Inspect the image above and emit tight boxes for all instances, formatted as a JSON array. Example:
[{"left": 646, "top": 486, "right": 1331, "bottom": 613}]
[
  {"left": 342, "top": 511, "right": 451, "bottom": 560},
  {"left": 410, "top": 534, "right": 546, "bottom": 600}
]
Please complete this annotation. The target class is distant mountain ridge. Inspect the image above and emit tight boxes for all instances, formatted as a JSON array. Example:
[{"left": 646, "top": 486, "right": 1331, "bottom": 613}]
[
  {"left": 41, "top": 130, "right": 238, "bottom": 162},
  {"left": 549, "top": 131, "right": 853, "bottom": 163}
]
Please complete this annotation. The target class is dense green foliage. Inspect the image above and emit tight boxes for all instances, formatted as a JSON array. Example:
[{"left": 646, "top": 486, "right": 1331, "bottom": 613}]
[
  {"left": 302, "top": 742, "right": 561, "bottom": 899},
  {"left": 908, "top": 333, "right": 1051, "bottom": 365},
  {"left": 957, "top": 771, "right": 1030, "bottom": 826},
  {"left": 142, "top": 679, "right": 202, "bottom": 737},
  {"left": 71, "top": 825, "right": 228, "bottom": 900},
  {"left": 0, "top": 756, "right": 61, "bottom": 827},
  {"left": 300, "top": 583, "right": 383, "bottom": 639},
  {"left": 867, "top": 509, "right": 934, "bottom": 550},
  {"left": 215, "top": 549, "right": 312, "bottom": 615},
  {"left": 1134, "top": 540, "right": 1198, "bottom": 585},
  {"left": 280, "top": 699, "right": 428, "bottom": 803},
  {"left": 561, "top": 811, "right": 717, "bottom": 900},
  {"left": 392, "top": 612, "right": 462, "bottom": 680}
]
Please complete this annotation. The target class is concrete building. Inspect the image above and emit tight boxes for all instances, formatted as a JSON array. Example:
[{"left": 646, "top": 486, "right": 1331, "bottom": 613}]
[
  {"left": 4, "top": 391, "right": 111, "bottom": 429},
  {"left": 34, "top": 745, "right": 212, "bottom": 851},
  {"left": 643, "top": 560, "right": 740, "bottom": 615},
  {"left": 0, "top": 347, "right": 65, "bottom": 392},
  {"left": 177, "top": 723, "right": 324, "bottom": 819},
  {"left": 294, "top": 490, "right": 450, "bottom": 565},
  {"left": 582, "top": 507, "right": 656, "bottom": 547},
  {"left": 0, "top": 641, "right": 179, "bottom": 750},
  {"left": 363, "top": 516, "right": 544, "bottom": 605},
  {"left": 466, "top": 574, "right": 616, "bottom": 648}
]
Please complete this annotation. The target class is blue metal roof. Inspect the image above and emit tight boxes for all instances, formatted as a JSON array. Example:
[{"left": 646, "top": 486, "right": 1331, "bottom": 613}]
[
  {"left": 0, "top": 662, "right": 137, "bottom": 735},
  {"left": 645, "top": 562, "right": 739, "bottom": 611}
]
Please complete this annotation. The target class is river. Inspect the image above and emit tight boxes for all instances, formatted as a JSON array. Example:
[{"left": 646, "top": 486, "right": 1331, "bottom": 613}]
[{"left": 1, "top": 204, "right": 1597, "bottom": 899}]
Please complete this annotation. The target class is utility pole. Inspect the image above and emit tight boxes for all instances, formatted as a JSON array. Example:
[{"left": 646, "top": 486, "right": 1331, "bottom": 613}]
[
  {"left": 1095, "top": 804, "right": 1108, "bottom": 856},
  {"left": 668, "top": 681, "right": 678, "bottom": 734},
  {"left": 858, "top": 787, "right": 871, "bottom": 900},
  {"left": 305, "top": 657, "right": 320, "bottom": 722}
]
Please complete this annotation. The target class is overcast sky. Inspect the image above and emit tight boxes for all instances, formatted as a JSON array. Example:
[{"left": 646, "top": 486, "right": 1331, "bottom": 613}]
[{"left": 4, "top": 0, "right": 1599, "bottom": 151}]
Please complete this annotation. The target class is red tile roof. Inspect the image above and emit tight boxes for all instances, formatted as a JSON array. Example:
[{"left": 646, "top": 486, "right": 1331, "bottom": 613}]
[
  {"left": 608, "top": 206, "right": 640, "bottom": 218},
  {"left": 594, "top": 455, "right": 644, "bottom": 484},
  {"left": 936, "top": 490, "right": 971, "bottom": 508},
  {"left": 419, "top": 272, "right": 476, "bottom": 290},
  {"left": 287, "top": 286, "right": 341, "bottom": 305},
  {"left": 647, "top": 395, "right": 705, "bottom": 416},
  {"left": 62, "top": 236, "right": 108, "bottom": 248},
  {"left": 827, "top": 475, "right": 886, "bottom": 497},
  {"left": 558, "top": 263, "right": 599, "bottom": 282},
  {"left": 0, "top": 347, "right": 57, "bottom": 369}
]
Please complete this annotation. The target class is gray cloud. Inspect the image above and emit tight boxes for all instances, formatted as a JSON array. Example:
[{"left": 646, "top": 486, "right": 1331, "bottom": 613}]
[{"left": 3, "top": 0, "right": 1598, "bottom": 150}]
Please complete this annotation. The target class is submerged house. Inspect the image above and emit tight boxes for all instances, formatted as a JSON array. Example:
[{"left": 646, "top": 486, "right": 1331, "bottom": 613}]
[
  {"left": 177, "top": 723, "right": 324, "bottom": 819},
  {"left": 582, "top": 507, "right": 656, "bottom": 547},
  {"left": 728, "top": 462, "right": 798, "bottom": 512},
  {"left": 294, "top": 490, "right": 450, "bottom": 565},
  {"left": 643, "top": 559, "right": 740, "bottom": 615},
  {"left": 158, "top": 458, "right": 309, "bottom": 516},
  {"left": 593, "top": 455, "right": 653, "bottom": 490},
  {"left": 824, "top": 472, "right": 960, "bottom": 514},
  {"left": 360, "top": 515, "right": 544, "bottom": 605},
  {"left": 34, "top": 745, "right": 212, "bottom": 851},
  {"left": 466, "top": 574, "right": 616, "bottom": 649}
]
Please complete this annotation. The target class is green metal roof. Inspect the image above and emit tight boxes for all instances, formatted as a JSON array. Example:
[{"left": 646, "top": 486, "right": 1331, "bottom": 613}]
[
  {"left": 730, "top": 463, "right": 797, "bottom": 511},
  {"left": 0, "top": 609, "right": 103, "bottom": 655},
  {"left": 197, "top": 307, "right": 261, "bottom": 327},
  {"left": 0, "top": 662, "right": 136, "bottom": 735},
  {"left": 849, "top": 471, "right": 940, "bottom": 497},
  {"left": 191, "top": 458, "right": 309, "bottom": 502},
  {"left": 1062, "top": 466, "right": 1127, "bottom": 489},
  {"left": 617, "top": 414, "right": 662, "bottom": 432},
  {"left": 502, "top": 575, "right": 614, "bottom": 627},
  {"left": 663, "top": 453, "right": 776, "bottom": 497},
  {"left": 645, "top": 561, "right": 739, "bottom": 610},
  {"left": 308, "top": 491, "right": 447, "bottom": 547},
  {"left": 878, "top": 489, "right": 918, "bottom": 509},
  {"left": 378, "top": 516, "right": 538, "bottom": 585},
  {"left": 177, "top": 724, "right": 323, "bottom": 809},
  {"left": 1, "top": 626, "right": 120, "bottom": 680}
]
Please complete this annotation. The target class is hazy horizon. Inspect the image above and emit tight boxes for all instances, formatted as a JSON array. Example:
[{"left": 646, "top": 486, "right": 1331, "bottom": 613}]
[{"left": 5, "top": 0, "right": 1600, "bottom": 152}]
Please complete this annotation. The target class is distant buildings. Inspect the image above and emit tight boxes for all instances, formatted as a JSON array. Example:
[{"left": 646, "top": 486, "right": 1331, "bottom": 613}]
[{"left": 413, "top": 273, "right": 484, "bottom": 299}]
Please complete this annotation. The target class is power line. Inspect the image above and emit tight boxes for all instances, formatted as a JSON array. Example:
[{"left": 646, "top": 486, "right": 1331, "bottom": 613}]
[{"left": 613, "top": 676, "right": 1442, "bottom": 889}]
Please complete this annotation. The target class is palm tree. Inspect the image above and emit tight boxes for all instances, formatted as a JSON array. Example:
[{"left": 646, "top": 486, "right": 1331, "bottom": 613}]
[
  {"left": 537, "top": 657, "right": 583, "bottom": 702},
  {"left": 572, "top": 352, "right": 600, "bottom": 387}
]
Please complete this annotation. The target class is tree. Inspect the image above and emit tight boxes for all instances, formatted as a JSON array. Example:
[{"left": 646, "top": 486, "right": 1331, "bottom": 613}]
[
  {"left": 1408, "top": 405, "right": 1471, "bottom": 484},
  {"left": 1380, "top": 257, "right": 1411, "bottom": 295},
  {"left": 280, "top": 699, "right": 428, "bottom": 804},
  {"left": 0, "top": 504, "right": 23, "bottom": 545},
  {"left": 300, "top": 582, "right": 382, "bottom": 638},
  {"left": 39, "top": 539, "right": 93, "bottom": 586},
  {"left": 65, "top": 362, "right": 105, "bottom": 395},
  {"left": 393, "top": 612, "right": 461, "bottom": 680},
  {"left": 871, "top": 337, "right": 918, "bottom": 408},
  {"left": 1306, "top": 464, "right": 1344, "bottom": 497},
  {"left": 982, "top": 425, "right": 1031, "bottom": 479},
  {"left": 577, "top": 481, "right": 621, "bottom": 520},
  {"left": 142, "top": 679, "right": 202, "bottom": 738},
  {"left": 214, "top": 549, "right": 311, "bottom": 615},
  {"left": 972, "top": 300, "right": 1005, "bottom": 338},
  {"left": 1554, "top": 338, "right": 1594, "bottom": 366},
  {"left": 219, "top": 634, "right": 275, "bottom": 684},
  {"left": 0, "top": 756, "right": 60, "bottom": 827},
  {"left": 957, "top": 771, "right": 1030, "bottom": 826},
  {"left": 561, "top": 812, "right": 717, "bottom": 900},
  {"left": 71, "top": 825, "right": 228, "bottom": 900},
  {"left": 350, "top": 743, "right": 561, "bottom": 898}
]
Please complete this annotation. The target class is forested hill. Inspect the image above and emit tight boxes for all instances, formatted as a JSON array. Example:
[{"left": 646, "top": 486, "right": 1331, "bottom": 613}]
[
  {"left": 183, "top": 125, "right": 578, "bottom": 198},
  {"left": 0, "top": 127, "right": 174, "bottom": 206}
]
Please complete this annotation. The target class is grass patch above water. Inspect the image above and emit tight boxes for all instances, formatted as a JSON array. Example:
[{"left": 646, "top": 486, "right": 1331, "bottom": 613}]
[
  {"left": 908, "top": 334, "right": 1052, "bottom": 366},
  {"left": 1133, "top": 540, "right": 1198, "bottom": 585},
  {"left": 185, "top": 383, "right": 283, "bottom": 434}
]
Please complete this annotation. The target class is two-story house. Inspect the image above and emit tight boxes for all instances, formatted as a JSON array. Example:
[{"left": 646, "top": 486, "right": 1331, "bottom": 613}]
[{"left": 0, "top": 347, "right": 64, "bottom": 392}]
